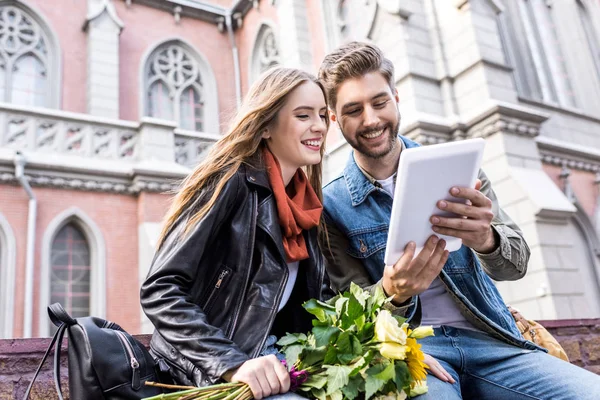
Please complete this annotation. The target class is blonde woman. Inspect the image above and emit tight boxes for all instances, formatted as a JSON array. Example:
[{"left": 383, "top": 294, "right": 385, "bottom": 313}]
[{"left": 140, "top": 68, "right": 332, "bottom": 399}]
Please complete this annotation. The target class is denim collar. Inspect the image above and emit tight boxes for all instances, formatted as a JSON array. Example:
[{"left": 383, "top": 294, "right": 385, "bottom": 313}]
[{"left": 343, "top": 135, "right": 421, "bottom": 206}]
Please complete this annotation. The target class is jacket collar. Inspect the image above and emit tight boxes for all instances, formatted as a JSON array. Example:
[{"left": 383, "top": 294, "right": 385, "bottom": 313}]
[
  {"left": 343, "top": 135, "right": 420, "bottom": 206},
  {"left": 244, "top": 162, "right": 272, "bottom": 192}
]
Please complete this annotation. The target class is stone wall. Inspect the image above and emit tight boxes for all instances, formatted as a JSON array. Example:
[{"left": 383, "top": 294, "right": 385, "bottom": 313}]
[{"left": 2, "top": 320, "right": 599, "bottom": 399}]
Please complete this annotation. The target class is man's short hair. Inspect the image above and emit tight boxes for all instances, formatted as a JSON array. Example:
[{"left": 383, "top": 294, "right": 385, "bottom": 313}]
[{"left": 318, "top": 41, "right": 395, "bottom": 109}]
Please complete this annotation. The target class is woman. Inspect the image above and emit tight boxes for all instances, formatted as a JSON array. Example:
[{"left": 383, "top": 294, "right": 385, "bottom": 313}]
[{"left": 140, "top": 68, "right": 331, "bottom": 400}]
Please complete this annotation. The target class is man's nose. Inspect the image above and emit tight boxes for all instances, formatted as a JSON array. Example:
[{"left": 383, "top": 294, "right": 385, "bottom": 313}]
[{"left": 363, "top": 106, "right": 379, "bottom": 128}]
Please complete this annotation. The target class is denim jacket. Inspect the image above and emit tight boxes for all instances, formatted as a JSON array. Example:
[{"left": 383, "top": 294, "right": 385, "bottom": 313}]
[{"left": 322, "top": 136, "right": 542, "bottom": 350}]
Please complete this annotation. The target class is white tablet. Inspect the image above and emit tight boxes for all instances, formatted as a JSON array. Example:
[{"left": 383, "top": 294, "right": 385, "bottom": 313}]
[{"left": 383, "top": 138, "right": 485, "bottom": 266}]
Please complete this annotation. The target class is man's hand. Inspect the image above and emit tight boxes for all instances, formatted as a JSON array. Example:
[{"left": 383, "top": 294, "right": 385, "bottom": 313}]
[
  {"left": 382, "top": 235, "right": 449, "bottom": 304},
  {"left": 222, "top": 355, "right": 290, "bottom": 399},
  {"left": 430, "top": 179, "right": 498, "bottom": 254}
]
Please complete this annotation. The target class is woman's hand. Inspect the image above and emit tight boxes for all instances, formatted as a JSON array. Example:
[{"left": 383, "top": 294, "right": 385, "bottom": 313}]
[
  {"left": 222, "top": 355, "right": 290, "bottom": 399},
  {"left": 423, "top": 354, "right": 456, "bottom": 384}
]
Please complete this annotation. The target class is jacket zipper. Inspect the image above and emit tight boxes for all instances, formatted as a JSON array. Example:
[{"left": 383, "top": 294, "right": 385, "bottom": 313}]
[
  {"left": 115, "top": 330, "right": 141, "bottom": 390},
  {"left": 204, "top": 269, "right": 230, "bottom": 312},
  {"left": 228, "top": 191, "right": 257, "bottom": 338}
]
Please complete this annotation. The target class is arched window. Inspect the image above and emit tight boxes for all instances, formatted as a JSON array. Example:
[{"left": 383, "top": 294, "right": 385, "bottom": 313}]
[
  {"left": 0, "top": 213, "right": 16, "bottom": 339},
  {"left": 0, "top": 2, "right": 59, "bottom": 108},
  {"left": 250, "top": 24, "right": 281, "bottom": 84},
  {"left": 40, "top": 208, "right": 105, "bottom": 337},
  {"left": 49, "top": 223, "right": 91, "bottom": 333},
  {"left": 143, "top": 41, "right": 218, "bottom": 133},
  {"left": 501, "top": 0, "right": 576, "bottom": 107}
]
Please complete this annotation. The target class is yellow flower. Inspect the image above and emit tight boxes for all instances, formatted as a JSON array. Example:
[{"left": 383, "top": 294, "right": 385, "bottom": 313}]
[
  {"left": 405, "top": 337, "right": 428, "bottom": 383},
  {"left": 379, "top": 342, "right": 409, "bottom": 360},
  {"left": 375, "top": 310, "right": 407, "bottom": 345},
  {"left": 409, "top": 326, "right": 434, "bottom": 339},
  {"left": 408, "top": 380, "right": 429, "bottom": 397}
]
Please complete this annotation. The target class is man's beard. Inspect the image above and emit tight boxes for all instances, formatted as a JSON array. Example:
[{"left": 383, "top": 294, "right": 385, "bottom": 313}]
[{"left": 340, "top": 113, "right": 401, "bottom": 159}]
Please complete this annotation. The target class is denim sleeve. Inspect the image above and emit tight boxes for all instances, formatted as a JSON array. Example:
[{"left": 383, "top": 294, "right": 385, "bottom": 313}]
[
  {"left": 321, "top": 220, "right": 412, "bottom": 317},
  {"left": 473, "top": 169, "right": 530, "bottom": 281}
]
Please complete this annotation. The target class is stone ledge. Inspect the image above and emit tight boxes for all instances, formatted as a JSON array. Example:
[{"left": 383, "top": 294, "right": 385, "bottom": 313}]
[{"left": 2, "top": 321, "right": 599, "bottom": 399}]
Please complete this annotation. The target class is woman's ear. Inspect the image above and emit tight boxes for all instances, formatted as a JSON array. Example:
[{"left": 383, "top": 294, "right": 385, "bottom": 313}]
[{"left": 261, "top": 128, "right": 271, "bottom": 139}]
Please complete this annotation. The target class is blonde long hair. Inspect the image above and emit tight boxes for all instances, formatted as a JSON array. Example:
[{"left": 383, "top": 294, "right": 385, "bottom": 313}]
[{"left": 157, "top": 67, "right": 328, "bottom": 248}]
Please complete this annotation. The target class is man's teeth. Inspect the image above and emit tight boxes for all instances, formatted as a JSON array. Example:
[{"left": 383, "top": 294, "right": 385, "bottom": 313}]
[
  {"left": 302, "top": 140, "right": 321, "bottom": 147},
  {"left": 364, "top": 129, "right": 384, "bottom": 139}
]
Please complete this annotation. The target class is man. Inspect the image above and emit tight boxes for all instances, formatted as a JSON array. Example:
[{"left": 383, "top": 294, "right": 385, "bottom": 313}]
[{"left": 318, "top": 41, "right": 600, "bottom": 399}]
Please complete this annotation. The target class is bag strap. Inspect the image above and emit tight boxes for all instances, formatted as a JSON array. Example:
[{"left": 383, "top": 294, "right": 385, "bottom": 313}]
[
  {"left": 22, "top": 323, "right": 67, "bottom": 400},
  {"left": 52, "top": 321, "right": 68, "bottom": 400},
  {"left": 48, "top": 303, "right": 77, "bottom": 327},
  {"left": 22, "top": 303, "right": 75, "bottom": 400}
]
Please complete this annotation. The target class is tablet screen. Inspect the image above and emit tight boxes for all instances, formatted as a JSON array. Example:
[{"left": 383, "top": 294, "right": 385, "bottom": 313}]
[{"left": 383, "top": 138, "right": 485, "bottom": 266}]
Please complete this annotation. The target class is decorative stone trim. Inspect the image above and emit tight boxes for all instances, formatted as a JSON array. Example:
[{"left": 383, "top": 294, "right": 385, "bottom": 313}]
[
  {"left": 0, "top": 171, "right": 180, "bottom": 194},
  {"left": 126, "top": 0, "right": 253, "bottom": 29},
  {"left": 537, "top": 136, "right": 600, "bottom": 172},
  {"left": 540, "top": 154, "right": 600, "bottom": 173},
  {"left": 466, "top": 102, "right": 549, "bottom": 139}
]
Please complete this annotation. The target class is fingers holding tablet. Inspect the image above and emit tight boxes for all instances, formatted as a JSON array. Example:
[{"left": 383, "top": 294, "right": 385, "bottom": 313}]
[
  {"left": 382, "top": 236, "right": 449, "bottom": 304},
  {"left": 430, "top": 182, "right": 497, "bottom": 253}
]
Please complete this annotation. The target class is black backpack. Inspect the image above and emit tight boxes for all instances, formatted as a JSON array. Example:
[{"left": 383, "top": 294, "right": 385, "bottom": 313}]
[{"left": 24, "top": 303, "right": 163, "bottom": 399}]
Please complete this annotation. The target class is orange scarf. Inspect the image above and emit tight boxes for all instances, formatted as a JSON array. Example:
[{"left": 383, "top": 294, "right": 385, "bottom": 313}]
[{"left": 263, "top": 147, "right": 323, "bottom": 262}]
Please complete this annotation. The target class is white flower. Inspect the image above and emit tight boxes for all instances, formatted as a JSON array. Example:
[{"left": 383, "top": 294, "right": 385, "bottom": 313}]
[{"left": 374, "top": 310, "right": 407, "bottom": 345}]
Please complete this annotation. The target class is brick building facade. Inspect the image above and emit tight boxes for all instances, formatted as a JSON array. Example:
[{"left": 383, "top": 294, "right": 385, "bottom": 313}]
[{"left": 1, "top": 0, "right": 600, "bottom": 340}]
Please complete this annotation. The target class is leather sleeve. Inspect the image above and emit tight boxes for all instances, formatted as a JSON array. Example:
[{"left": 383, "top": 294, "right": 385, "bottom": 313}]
[{"left": 140, "top": 173, "right": 250, "bottom": 382}]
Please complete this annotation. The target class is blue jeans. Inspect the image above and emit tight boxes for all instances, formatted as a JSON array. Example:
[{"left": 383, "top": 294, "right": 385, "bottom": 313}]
[{"left": 414, "top": 326, "right": 600, "bottom": 400}]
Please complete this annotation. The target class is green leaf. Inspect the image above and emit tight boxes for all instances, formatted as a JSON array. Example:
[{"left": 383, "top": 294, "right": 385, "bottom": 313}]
[
  {"left": 304, "top": 299, "right": 336, "bottom": 322},
  {"left": 350, "top": 282, "right": 370, "bottom": 308},
  {"left": 368, "top": 285, "right": 388, "bottom": 312},
  {"left": 324, "top": 345, "right": 338, "bottom": 365},
  {"left": 336, "top": 331, "right": 362, "bottom": 364},
  {"left": 276, "top": 333, "right": 306, "bottom": 347},
  {"left": 374, "top": 361, "right": 395, "bottom": 382},
  {"left": 357, "top": 322, "right": 375, "bottom": 342},
  {"left": 394, "top": 361, "right": 411, "bottom": 391},
  {"left": 329, "top": 390, "right": 343, "bottom": 400},
  {"left": 348, "top": 356, "right": 367, "bottom": 376},
  {"left": 335, "top": 297, "right": 348, "bottom": 316},
  {"left": 341, "top": 375, "right": 363, "bottom": 400},
  {"left": 354, "top": 314, "right": 366, "bottom": 331},
  {"left": 299, "top": 346, "right": 327, "bottom": 367},
  {"left": 313, "top": 325, "right": 341, "bottom": 347},
  {"left": 312, "top": 388, "right": 327, "bottom": 400},
  {"left": 325, "top": 365, "right": 352, "bottom": 394},
  {"left": 301, "top": 373, "right": 328, "bottom": 389},
  {"left": 344, "top": 295, "right": 365, "bottom": 329},
  {"left": 283, "top": 344, "right": 303, "bottom": 368},
  {"left": 365, "top": 375, "right": 386, "bottom": 399}
]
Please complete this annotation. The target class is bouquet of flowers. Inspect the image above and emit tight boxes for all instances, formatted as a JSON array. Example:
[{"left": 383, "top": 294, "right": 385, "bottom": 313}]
[{"left": 143, "top": 283, "right": 433, "bottom": 400}]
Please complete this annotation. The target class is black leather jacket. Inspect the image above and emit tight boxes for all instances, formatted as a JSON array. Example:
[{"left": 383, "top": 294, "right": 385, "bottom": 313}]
[{"left": 140, "top": 163, "right": 332, "bottom": 386}]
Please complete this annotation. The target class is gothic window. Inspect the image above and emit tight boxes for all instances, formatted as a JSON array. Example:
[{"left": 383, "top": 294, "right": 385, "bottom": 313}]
[
  {"left": 250, "top": 25, "right": 280, "bottom": 83},
  {"left": 0, "top": 5, "right": 50, "bottom": 107},
  {"left": 145, "top": 43, "right": 205, "bottom": 132},
  {"left": 336, "top": 0, "right": 377, "bottom": 43},
  {"left": 502, "top": 0, "right": 576, "bottom": 107},
  {"left": 49, "top": 223, "right": 91, "bottom": 333},
  {"left": 0, "top": 213, "right": 15, "bottom": 339},
  {"left": 577, "top": 1, "right": 600, "bottom": 83}
]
